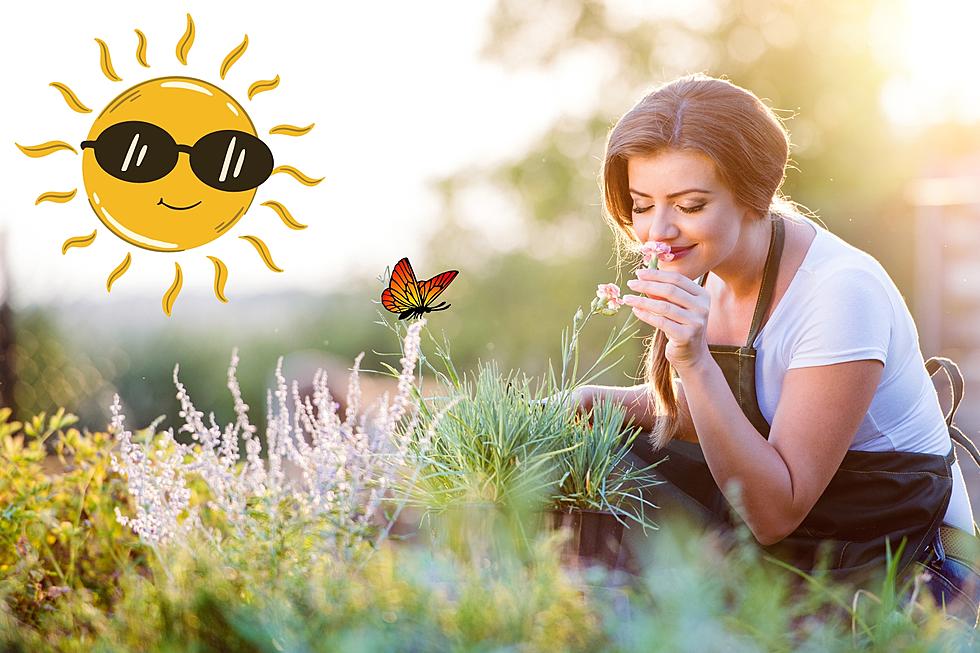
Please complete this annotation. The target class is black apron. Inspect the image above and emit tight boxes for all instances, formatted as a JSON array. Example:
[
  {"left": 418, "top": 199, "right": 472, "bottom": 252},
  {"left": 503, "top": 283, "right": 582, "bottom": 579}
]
[{"left": 643, "top": 214, "right": 977, "bottom": 584}]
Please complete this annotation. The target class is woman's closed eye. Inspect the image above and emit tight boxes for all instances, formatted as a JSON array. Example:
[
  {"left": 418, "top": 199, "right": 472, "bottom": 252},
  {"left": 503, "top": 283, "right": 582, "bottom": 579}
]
[{"left": 631, "top": 203, "right": 705, "bottom": 215}]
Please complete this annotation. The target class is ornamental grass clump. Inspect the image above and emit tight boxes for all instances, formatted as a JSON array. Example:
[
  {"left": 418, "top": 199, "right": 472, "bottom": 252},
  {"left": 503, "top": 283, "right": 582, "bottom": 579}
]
[
  {"left": 376, "top": 294, "right": 662, "bottom": 537},
  {"left": 397, "top": 360, "right": 578, "bottom": 513},
  {"left": 551, "top": 395, "right": 662, "bottom": 530},
  {"left": 109, "top": 319, "right": 438, "bottom": 559}
]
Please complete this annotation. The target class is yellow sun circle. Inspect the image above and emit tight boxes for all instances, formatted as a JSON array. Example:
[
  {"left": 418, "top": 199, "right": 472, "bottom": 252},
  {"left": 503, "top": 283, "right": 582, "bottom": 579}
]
[{"left": 82, "top": 76, "right": 259, "bottom": 252}]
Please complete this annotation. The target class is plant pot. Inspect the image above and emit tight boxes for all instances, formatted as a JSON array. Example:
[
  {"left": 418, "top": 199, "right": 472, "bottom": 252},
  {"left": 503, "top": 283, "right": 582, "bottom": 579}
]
[{"left": 548, "top": 508, "right": 638, "bottom": 573}]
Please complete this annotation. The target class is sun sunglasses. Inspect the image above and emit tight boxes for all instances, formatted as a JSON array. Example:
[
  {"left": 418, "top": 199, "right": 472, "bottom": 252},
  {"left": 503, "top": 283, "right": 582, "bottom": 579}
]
[{"left": 81, "top": 121, "right": 274, "bottom": 192}]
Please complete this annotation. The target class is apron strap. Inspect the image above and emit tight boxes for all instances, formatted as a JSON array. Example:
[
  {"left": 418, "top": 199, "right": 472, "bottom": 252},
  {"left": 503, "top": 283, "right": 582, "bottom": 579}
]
[
  {"left": 951, "top": 424, "right": 980, "bottom": 468},
  {"left": 926, "top": 356, "right": 963, "bottom": 429},
  {"left": 925, "top": 356, "right": 980, "bottom": 466},
  {"left": 696, "top": 213, "right": 784, "bottom": 350},
  {"left": 746, "top": 215, "right": 784, "bottom": 347}
]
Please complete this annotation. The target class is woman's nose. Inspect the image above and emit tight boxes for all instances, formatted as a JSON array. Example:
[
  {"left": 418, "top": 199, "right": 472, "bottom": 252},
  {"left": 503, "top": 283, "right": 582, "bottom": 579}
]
[{"left": 638, "top": 208, "right": 678, "bottom": 243}]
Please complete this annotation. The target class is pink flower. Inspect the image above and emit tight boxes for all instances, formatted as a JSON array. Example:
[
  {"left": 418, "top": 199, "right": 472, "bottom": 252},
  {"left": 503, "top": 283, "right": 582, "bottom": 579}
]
[
  {"left": 596, "top": 283, "right": 621, "bottom": 302},
  {"left": 606, "top": 296, "right": 625, "bottom": 310},
  {"left": 640, "top": 241, "right": 674, "bottom": 266},
  {"left": 594, "top": 283, "right": 625, "bottom": 315}
]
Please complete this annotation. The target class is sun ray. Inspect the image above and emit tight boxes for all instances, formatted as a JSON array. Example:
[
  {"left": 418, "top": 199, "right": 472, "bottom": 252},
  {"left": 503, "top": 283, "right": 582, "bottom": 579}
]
[
  {"left": 35, "top": 189, "right": 77, "bottom": 205},
  {"left": 49, "top": 82, "right": 91, "bottom": 113},
  {"left": 17, "top": 141, "right": 78, "bottom": 157},
  {"left": 162, "top": 262, "right": 183, "bottom": 316},
  {"left": 219, "top": 35, "right": 249, "bottom": 80},
  {"left": 106, "top": 252, "right": 132, "bottom": 292},
  {"left": 61, "top": 230, "right": 97, "bottom": 254},
  {"left": 261, "top": 200, "right": 308, "bottom": 230},
  {"left": 135, "top": 29, "right": 149, "bottom": 67},
  {"left": 207, "top": 255, "right": 230, "bottom": 302},
  {"left": 240, "top": 235, "right": 284, "bottom": 272},
  {"left": 269, "top": 123, "right": 314, "bottom": 137},
  {"left": 176, "top": 14, "right": 195, "bottom": 65},
  {"left": 272, "top": 165, "right": 324, "bottom": 186},
  {"left": 247, "top": 75, "right": 280, "bottom": 100},
  {"left": 95, "top": 38, "right": 122, "bottom": 82}
]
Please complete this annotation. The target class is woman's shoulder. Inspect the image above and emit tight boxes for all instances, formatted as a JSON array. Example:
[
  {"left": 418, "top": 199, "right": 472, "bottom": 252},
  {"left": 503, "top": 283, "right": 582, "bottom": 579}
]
[
  {"left": 793, "top": 217, "right": 892, "bottom": 288},
  {"left": 774, "top": 218, "right": 900, "bottom": 329}
]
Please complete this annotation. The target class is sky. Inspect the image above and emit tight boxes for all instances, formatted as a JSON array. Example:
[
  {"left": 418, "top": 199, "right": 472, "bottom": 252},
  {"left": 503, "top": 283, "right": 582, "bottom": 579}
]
[{"left": 1, "top": 0, "right": 977, "bottom": 315}]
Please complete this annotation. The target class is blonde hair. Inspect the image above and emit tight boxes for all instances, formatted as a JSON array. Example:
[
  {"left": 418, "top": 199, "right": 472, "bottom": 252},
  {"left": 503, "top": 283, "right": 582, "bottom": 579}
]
[{"left": 600, "top": 73, "right": 825, "bottom": 450}]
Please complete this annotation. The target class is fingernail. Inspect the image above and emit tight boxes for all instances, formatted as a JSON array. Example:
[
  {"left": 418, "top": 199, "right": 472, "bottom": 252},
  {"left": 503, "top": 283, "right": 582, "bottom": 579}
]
[{"left": 626, "top": 279, "right": 637, "bottom": 287}]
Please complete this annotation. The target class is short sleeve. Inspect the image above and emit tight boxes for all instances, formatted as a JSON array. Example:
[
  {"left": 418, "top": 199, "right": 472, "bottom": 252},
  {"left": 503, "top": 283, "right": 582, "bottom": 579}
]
[{"left": 788, "top": 268, "right": 891, "bottom": 369}]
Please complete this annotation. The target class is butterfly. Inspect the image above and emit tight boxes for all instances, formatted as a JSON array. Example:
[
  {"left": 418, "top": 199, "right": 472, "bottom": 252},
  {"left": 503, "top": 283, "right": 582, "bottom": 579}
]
[{"left": 381, "top": 257, "right": 459, "bottom": 320}]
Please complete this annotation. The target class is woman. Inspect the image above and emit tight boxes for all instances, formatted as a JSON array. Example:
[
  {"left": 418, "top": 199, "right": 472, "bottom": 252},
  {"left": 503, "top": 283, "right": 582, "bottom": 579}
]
[{"left": 575, "top": 73, "right": 980, "bottom": 625}]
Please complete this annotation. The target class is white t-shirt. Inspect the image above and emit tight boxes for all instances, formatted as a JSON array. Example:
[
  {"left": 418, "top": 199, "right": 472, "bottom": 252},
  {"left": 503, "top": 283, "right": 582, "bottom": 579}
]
[{"left": 750, "top": 215, "right": 975, "bottom": 532}]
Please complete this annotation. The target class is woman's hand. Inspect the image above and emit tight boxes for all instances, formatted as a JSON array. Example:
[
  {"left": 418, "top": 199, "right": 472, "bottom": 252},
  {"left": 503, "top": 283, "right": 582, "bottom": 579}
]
[
  {"left": 623, "top": 268, "right": 712, "bottom": 372},
  {"left": 534, "top": 385, "right": 594, "bottom": 415}
]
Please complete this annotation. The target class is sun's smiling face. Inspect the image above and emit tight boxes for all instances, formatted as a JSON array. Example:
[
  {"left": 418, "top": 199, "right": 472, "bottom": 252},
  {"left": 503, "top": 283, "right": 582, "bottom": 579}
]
[{"left": 82, "top": 76, "right": 261, "bottom": 252}]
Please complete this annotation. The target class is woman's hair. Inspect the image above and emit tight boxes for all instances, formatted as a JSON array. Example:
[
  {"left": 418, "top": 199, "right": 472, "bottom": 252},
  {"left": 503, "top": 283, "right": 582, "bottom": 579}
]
[{"left": 600, "top": 72, "right": 823, "bottom": 451}]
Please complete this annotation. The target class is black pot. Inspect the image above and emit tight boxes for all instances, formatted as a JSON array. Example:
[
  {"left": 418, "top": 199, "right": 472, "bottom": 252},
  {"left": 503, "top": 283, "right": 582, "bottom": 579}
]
[{"left": 549, "top": 508, "right": 637, "bottom": 572}]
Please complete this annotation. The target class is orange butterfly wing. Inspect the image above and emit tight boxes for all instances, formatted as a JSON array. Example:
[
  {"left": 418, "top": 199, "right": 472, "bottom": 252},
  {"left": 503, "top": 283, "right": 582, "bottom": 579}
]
[
  {"left": 418, "top": 270, "right": 459, "bottom": 307},
  {"left": 381, "top": 257, "right": 424, "bottom": 313}
]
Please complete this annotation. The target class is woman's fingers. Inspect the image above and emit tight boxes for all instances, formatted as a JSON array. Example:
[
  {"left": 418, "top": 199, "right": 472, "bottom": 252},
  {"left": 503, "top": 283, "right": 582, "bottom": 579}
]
[
  {"left": 636, "top": 268, "right": 703, "bottom": 295},
  {"left": 622, "top": 294, "right": 687, "bottom": 322},
  {"left": 630, "top": 306, "right": 682, "bottom": 339},
  {"left": 626, "top": 278, "right": 697, "bottom": 309}
]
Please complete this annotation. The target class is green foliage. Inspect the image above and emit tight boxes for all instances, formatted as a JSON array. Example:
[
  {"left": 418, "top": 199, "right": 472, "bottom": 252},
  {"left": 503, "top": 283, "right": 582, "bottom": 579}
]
[
  {"left": 0, "top": 407, "right": 147, "bottom": 632},
  {"left": 606, "top": 517, "right": 978, "bottom": 652},
  {"left": 4, "top": 526, "right": 606, "bottom": 653},
  {"left": 0, "top": 403, "right": 977, "bottom": 651}
]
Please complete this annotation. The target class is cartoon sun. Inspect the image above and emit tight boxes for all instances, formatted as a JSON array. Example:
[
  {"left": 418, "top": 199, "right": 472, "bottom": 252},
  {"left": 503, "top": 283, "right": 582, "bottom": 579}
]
[{"left": 16, "top": 15, "right": 321, "bottom": 316}]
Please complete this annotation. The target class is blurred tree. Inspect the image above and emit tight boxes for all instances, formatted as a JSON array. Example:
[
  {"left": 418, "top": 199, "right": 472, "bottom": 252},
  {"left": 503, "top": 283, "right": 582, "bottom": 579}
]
[{"left": 12, "top": 309, "right": 119, "bottom": 429}]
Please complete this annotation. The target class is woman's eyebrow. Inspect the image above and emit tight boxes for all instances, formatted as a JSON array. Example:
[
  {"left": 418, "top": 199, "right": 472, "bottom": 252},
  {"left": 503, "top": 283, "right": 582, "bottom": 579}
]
[{"left": 629, "top": 188, "right": 713, "bottom": 199}]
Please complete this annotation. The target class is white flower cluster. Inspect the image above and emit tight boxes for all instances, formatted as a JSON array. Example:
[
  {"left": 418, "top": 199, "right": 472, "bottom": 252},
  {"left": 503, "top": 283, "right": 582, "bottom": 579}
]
[
  {"left": 110, "top": 396, "right": 198, "bottom": 546},
  {"left": 110, "top": 318, "right": 433, "bottom": 548}
]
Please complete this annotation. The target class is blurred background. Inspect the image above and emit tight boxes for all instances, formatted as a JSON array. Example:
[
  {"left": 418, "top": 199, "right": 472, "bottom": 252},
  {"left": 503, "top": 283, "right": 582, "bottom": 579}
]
[{"left": 2, "top": 0, "right": 978, "bottom": 514}]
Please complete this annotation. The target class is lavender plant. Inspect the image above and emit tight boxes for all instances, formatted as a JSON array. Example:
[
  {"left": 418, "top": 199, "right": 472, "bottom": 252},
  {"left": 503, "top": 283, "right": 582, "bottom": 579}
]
[{"left": 109, "top": 319, "right": 441, "bottom": 557}]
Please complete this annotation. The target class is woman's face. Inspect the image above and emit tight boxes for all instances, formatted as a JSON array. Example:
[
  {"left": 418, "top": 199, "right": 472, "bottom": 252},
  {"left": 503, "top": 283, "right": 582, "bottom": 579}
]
[{"left": 625, "top": 149, "right": 754, "bottom": 276}]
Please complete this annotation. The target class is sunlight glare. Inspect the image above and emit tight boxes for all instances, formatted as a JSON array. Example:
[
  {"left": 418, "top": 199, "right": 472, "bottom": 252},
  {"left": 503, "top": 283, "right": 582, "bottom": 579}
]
[{"left": 881, "top": 0, "right": 980, "bottom": 127}]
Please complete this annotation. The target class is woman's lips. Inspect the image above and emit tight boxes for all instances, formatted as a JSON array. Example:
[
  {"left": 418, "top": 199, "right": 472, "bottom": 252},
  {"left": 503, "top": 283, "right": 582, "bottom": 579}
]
[{"left": 665, "top": 244, "right": 696, "bottom": 259}]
